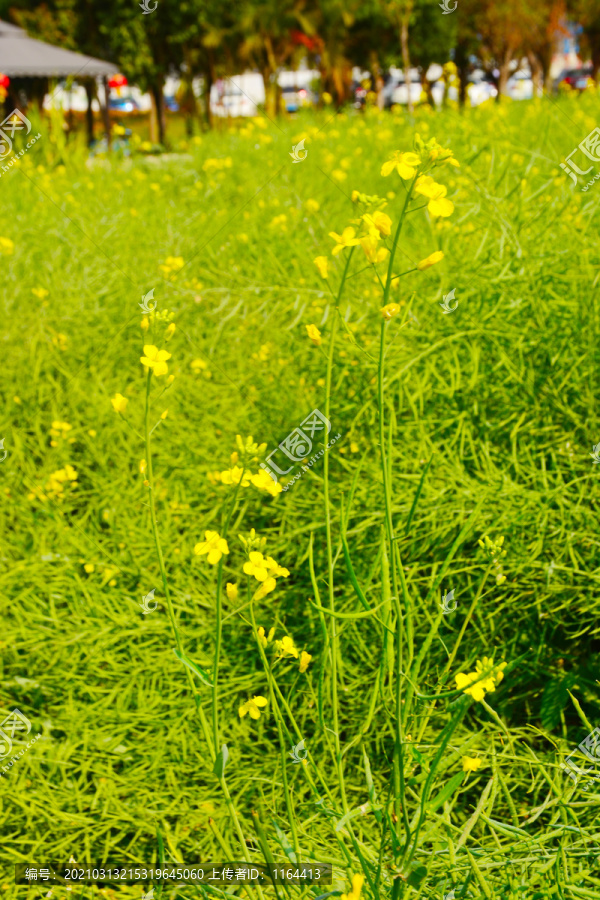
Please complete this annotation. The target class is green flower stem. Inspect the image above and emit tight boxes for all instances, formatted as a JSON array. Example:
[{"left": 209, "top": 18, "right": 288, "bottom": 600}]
[
  {"left": 382, "top": 173, "right": 418, "bottom": 307},
  {"left": 144, "top": 372, "right": 187, "bottom": 672},
  {"left": 248, "top": 591, "right": 301, "bottom": 863},
  {"left": 401, "top": 698, "right": 469, "bottom": 873},
  {"left": 443, "top": 563, "right": 493, "bottom": 678},
  {"left": 144, "top": 374, "right": 257, "bottom": 884},
  {"left": 212, "top": 472, "right": 245, "bottom": 754},
  {"left": 323, "top": 246, "right": 355, "bottom": 817},
  {"left": 377, "top": 177, "right": 418, "bottom": 860}
]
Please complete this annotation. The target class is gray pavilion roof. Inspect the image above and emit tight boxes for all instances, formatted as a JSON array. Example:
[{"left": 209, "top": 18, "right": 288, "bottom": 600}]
[{"left": 0, "top": 19, "right": 118, "bottom": 77}]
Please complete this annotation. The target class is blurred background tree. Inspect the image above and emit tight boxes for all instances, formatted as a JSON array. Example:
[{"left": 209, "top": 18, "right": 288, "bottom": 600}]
[{"left": 0, "top": 0, "right": 589, "bottom": 138}]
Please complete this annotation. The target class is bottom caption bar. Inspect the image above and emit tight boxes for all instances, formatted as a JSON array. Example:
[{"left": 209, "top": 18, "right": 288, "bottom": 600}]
[{"left": 15, "top": 864, "right": 333, "bottom": 885}]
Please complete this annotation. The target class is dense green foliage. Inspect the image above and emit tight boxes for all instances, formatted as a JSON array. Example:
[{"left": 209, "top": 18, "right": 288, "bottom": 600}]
[{"left": 1, "top": 94, "right": 600, "bottom": 898}]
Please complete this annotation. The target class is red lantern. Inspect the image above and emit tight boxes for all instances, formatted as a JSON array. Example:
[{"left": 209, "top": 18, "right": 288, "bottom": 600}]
[
  {"left": 108, "top": 74, "right": 128, "bottom": 89},
  {"left": 0, "top": 74, "right": 10, "bottom": 89}
]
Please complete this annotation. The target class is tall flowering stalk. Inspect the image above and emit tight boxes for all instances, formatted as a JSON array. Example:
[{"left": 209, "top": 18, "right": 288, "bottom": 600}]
[
  {"left": 310, "top": 135, "right": 481, "bottom": 887},
  {"left": 120, "top": 313, "right": 265, "bottom": 887}
]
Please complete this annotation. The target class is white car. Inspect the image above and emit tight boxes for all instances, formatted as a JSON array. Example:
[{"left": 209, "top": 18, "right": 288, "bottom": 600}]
[
  {"left": 505, "top": 71, "right": 534, "bottom": 100},
  {"left": 467, "top": 78, "right": 498, "bottom": 106},
  {"left": 389, "top": 77, "right": 423, "bottom": 106}
]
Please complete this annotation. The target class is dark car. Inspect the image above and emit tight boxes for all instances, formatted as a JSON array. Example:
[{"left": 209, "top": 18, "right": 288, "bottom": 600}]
[{"left": 554, "top": 65, "right": 593, "bottom": 92}]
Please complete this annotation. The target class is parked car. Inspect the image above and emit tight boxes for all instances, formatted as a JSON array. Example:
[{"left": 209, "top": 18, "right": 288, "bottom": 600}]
[
  {"left": 108, "top": 96, "right": 140, "bottom": 113},
  {"left": 281, "top": 86, "right": 314, "bottom": 112},
  {"left": 554, "top": 65, "right": 594, "bottom": 91},
  {"left": 212, "top": 87, "right": 257, "bottom": 117},
  {"left": 351, "top": 80, "right": 369, "bottom": 109},
  {"left": 382, "top": 72, "right": 422, "bottom": 107},
  {"left": 505, "top": 70, "right": 534, "bottom": 100},
  {"left": 164, "top": 96, "right": 179, "bottom": 112},
  {"left": 466, "top": 71, "right": 498, "bottom": 106}
]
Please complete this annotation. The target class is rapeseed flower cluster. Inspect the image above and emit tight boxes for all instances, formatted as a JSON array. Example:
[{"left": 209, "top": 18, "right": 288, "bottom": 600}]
[
  {"left": 159, "top": 256, "right": 184, "bottom": 279},
  {"left": 140, "top": 307, "right": 175, "bottom": 334},
  {"left": 478, "top": 533, "right": 507, "bottom": 585},
  {"left": 310, "top": 132, "right": 458, "bottom": 339},
  {"left": 255, "top": 627, "right": 312, "bottom": 673},
  {"left": 243, "top": 550, "right": 290, "bottom": 600},
  {"left": 28, "top": 465, "right": 78, "bottom": 502},
  {"left": 218, "top": 435, "right": 282, "bottom": 498},
  {"left": 455, "top": 657, "right": 507, "bottom": 702},
  {"left": 49, "top": 421, "right": 73, "bottom": 447}
]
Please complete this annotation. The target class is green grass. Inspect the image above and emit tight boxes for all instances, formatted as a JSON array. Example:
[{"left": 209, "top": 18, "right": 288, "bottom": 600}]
[{"left": 2, "top": 94, "right": 600, "bottom": 900}]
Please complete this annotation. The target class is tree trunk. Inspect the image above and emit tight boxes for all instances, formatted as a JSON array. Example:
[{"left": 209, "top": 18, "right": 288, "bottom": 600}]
[
  {"left": 496, "top": 47, "right": 513, "bottom": 102},
  {"left": 101, "top": 75, "right": 111, "bottom": 148},
  {"left": 526, "top": 50, "right": 543, "bottom": 95},
  {"left": 587, "top": 27, "right": 600, "bottom": 80},
  {"left": 202, "top": 69, "right": 213, "bottom": 130},
  {"left": 150, "top": 79, "right": 166, "bottom": 145},
  {"left": 263, "top": 35, "right": 282, "bottom": 115},
  {"left": 455, "top": 38, "right": 469, "bottom": 107},
  {"left": 84, "top": 80, "right": 95, "bottom": 146},
  {"left": 262, "top": 68, "right": 277, "bottom": 118},
  {"left": 331, "top": 64, "right": 349, "bottom": 106},
  {"left": 400, "top": 13, "right": 413, "bottom": 113},
  {"left": 423, "top": 73, "right": 435, "bottom": 107}
]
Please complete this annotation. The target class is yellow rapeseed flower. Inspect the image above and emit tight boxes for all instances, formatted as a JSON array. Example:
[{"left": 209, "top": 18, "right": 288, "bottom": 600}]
[
  {"left": 381, "top": 151, "right": 421, "bottom": 179},
  {"left": 165, "top": 323, "right": 176, "bottom": 341},
  {"left": 314, "top": 256, "right": 329, "bottom": 278},
  {"left": 140, "top": 345, "right": 172, "bottom": 377},
  {"left": 194, "top": 530, "right": 229, "bottom": 565},
  {"left": 253, "top": 576, "right": 277, "bottom": 600},
  {"left": 239, "top": 695, "right": 268, "bottom": 720},
  {"left": 361, "top": 235, "right": 389, "bottom": 264},
  {"left": 306, "top": 324, "right": 322, "bottom": 346},
  {"left": 276, "top": 636, "right": 299, "bottom": 659},
  {"left": 0, "top": 237, "right": 14, "bottom": 254},
  {"left": 380, "top": 303, "right": 402, "bottom": 320},
  {"left": 226, "top": 583, "right": 238, "bottom": 601},
  {"left": 251, "top": 468, "right": 283, "bottom": 496},
  {"left": 341, "top": 874, "right": 364, "bottom": 900},
  {"left": 329, "top": 227, "right": 361, "bottom": 256},
  {"left": 244, "top": 551, "right": 270, "bottom": 582},
  {"left": 111, "top": 393, "right": 128, "bottom": 413},
  {"left": 221, "top": 466, "right": 251, "bottom": 488},
  {"left": 299, "top": 651, "right": 312, "bottom": 673},
  {"left": 415, "top": 176, "right": 454, "bottom": 217},
  {"left": 362, "top": 211, "right": 392, "bottom": 237},
  {"left": 305, "top": 199, "right": 320, "bottom": 213},
  {"left": 462, "top": 756, "right": 483, "bottom": 773},
  {"left": 417, "top": 251, "right": 444, "bottom": 270}
]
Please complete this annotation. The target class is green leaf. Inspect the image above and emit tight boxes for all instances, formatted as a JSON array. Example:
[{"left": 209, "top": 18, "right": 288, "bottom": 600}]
[
  {"left": 426, "top": 771, "right": 463, "bottom": 812},
  {"left": 406, "top": 865, "right": 427, "bottom": 889},
  {"left": 271, "top": 820, "right": 297, "bottom": 864},
  {"left": 540, "top": 673, "right": 578, "bottom": 731},
  {"left": 213, "top": 744, "right": 229, "bottom": 778},
  {"left": 173, "top": 648, "right": 213, "bottom": 687}
]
